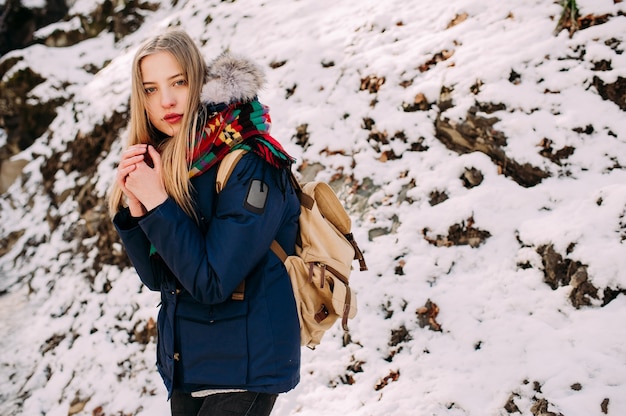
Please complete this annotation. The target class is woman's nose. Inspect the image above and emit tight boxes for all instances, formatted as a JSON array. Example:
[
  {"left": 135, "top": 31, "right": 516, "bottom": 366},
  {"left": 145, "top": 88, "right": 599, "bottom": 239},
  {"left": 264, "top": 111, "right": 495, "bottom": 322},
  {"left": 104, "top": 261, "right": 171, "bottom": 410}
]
[{"left": 161, "top": 89, "right": 176, "bottom": 107}]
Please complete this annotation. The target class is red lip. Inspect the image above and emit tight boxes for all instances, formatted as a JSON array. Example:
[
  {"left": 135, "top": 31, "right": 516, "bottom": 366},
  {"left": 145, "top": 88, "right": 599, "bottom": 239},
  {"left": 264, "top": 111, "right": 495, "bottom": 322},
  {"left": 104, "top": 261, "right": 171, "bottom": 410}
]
[{"left": 163, "top": 113, "right": 183, "bottom": 123}]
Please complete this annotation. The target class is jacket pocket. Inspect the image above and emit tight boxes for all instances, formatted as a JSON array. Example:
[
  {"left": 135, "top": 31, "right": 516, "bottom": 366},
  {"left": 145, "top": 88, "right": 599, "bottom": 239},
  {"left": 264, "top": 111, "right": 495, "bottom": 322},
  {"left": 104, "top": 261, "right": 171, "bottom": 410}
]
[{"left": 176, "top": 300, "right": 249, "bottom": 386}]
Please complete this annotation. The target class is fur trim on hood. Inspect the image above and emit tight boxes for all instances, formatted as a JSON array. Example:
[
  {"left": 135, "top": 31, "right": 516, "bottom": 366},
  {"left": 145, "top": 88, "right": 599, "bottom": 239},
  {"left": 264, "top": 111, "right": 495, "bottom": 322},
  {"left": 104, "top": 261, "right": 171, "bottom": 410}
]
[{"left": 201, "top": 52, "right": 265, "bottom": 105}]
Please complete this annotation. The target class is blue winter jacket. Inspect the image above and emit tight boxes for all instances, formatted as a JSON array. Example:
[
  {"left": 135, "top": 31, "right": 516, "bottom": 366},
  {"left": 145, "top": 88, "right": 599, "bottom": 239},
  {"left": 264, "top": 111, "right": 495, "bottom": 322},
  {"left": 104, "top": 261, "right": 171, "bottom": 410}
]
[{"left": 113, "top": 151, "right": 301, "bottom": 396}]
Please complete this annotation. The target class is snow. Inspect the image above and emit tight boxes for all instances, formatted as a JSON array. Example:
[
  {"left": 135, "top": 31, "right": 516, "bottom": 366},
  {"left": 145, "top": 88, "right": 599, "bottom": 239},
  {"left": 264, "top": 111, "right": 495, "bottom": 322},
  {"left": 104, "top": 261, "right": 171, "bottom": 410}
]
[
  {"left": 20, "top": 0, "right": 46, "bottom": 8},
  {"left": 1, "top": 0, "right": 626, "bottom": 415}
]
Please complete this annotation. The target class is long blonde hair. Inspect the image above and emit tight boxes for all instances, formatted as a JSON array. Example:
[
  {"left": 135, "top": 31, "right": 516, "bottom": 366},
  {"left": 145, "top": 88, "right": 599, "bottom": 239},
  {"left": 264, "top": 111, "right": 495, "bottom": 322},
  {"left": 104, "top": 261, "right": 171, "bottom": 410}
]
[{"left": 107, "top": 29, "right": 207, "bottom": 220}]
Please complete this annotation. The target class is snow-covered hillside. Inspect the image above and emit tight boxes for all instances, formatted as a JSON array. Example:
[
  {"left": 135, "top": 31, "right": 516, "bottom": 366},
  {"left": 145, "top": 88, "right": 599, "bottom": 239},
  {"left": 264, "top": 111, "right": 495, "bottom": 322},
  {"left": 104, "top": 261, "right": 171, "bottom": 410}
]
[{"left": 1, "top": 0, "right": 625, "bottom": 415}]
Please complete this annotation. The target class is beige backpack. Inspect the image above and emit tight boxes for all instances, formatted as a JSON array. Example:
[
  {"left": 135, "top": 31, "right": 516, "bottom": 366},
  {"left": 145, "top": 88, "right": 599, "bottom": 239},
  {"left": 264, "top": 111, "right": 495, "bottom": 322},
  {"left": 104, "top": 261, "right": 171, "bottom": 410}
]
[{"left": 217, "top": 149, "right": 367, "bottom": 348}]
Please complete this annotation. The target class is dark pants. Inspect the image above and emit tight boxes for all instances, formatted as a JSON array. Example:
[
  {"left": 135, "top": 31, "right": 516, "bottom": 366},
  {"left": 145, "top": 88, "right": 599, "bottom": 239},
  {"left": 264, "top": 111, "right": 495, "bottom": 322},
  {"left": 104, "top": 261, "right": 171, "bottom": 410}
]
[{"left": 170, "top": 390, "right": 278, "bottom": 416}]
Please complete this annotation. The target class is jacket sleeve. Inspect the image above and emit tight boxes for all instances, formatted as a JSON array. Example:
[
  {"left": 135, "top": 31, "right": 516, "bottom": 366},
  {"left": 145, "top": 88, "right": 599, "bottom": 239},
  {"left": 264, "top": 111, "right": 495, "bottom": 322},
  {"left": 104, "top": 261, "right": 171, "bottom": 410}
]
[
  {"left": 137, "top": 154, "right": 290, "bottom": 304},
  {"left": 112, "top": 208, "right": 162, "bottom": 291}
]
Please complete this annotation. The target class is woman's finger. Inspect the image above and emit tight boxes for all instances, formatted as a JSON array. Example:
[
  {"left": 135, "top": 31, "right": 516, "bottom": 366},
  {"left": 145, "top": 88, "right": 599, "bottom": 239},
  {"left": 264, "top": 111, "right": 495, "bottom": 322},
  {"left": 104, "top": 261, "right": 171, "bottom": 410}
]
[
  {"left": 124, "top": 144, "right": 149, "bottom": 155},
  {"left": 145, "top": 145, "right": 160, "bottom": 169}
]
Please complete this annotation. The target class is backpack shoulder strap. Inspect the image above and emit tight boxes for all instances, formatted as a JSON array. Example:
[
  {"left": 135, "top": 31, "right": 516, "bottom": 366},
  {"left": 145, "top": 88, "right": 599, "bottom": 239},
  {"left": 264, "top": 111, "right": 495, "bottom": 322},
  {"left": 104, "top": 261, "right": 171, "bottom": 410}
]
[
  {"left": 216, "top": 148, "right": 248, "bottom": 193},
  {"left": 270, "top": 240, "right": 288, "bottom": 262},
  {"left": 217, "top": 152, "right": 302, "bottom": 261},
  {"left": 288, "top": 171, "right": 313, "bottom": 210}
]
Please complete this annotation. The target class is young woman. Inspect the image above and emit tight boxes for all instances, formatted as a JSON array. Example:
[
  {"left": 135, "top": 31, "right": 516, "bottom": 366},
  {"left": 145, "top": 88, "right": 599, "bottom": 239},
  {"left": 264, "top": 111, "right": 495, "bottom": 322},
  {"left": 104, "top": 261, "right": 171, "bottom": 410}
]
[{"left": 108, "top": 29, "right": 301, "bottom": 416}]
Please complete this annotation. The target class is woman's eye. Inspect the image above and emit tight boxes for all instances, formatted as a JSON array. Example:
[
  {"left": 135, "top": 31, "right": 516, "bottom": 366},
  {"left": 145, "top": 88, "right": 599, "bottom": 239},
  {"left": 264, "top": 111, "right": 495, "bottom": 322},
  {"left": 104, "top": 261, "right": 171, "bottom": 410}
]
[
  {"left": 145, "top": 87, "right": 156, "bottom": 95},
  {"left": 174, "top": 79, "right": 187, "bottom": 87}
]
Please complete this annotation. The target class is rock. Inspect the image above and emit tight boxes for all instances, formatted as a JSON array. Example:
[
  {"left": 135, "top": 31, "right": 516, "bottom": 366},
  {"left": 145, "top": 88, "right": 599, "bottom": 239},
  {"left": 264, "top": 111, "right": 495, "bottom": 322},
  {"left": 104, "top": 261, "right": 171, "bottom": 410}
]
[
  {"left": 460, "top": 167, "right": 483, "bottom": 188},
  {"left": 0, "top": 229, "right": 25, "bottom": 258},
  {"left": 504, "top": 393, "right": 521, "bottom": 413},
  {"left": 423, "top": 217, "right": 491, "bottom": 248},
  {"left": 602, "top": 286, "right": 626, "bottom": 306},
  {"left": 601, "top": 398, "right": 609, "bottom": 414},
  {"left": 537, "top": 244, "right": 572, "bottom": 289},
  {"left": 435, "top": 89, "right": 550, "bottom": 187},
  {"left": 593, "top": 76, "right": 626, "bottom": 111},
  {"left": 429, "top": 189, "right": 449, "bottom": 206},
  {"left": 389, "top": 325, "right": 412, "bottom": 346},
  {"left": 0, "top": 0, "right": 69, "bottom": 56},
  {"left": 292, "top": 123, "right": 310, "bottom": 148},
  {"left": 530, "top": 398, "right": 562, "bottom": 416},
  {"left": 0, "top": 63, "right": 60, "bottom": 155},
  {"left": 569, "top": 267, "right": 587, "bottom": 289},
  {"left": 537, "top": 137, "right": 575, "bottom": 166},
  {"left": 367, "top": 214, "right": 400, "bottom": 241},
  {"left": 0, "top": 158, "right": 28, "bottom": 193},
  {"left": 536, "top": 244, "right": 599, "bottom": 308},
  {"left": 402, "top": 92, "right": 432, "bottom": 112},
  {"left": 38, "top": 1, "right": 161, "bottom": 47}
]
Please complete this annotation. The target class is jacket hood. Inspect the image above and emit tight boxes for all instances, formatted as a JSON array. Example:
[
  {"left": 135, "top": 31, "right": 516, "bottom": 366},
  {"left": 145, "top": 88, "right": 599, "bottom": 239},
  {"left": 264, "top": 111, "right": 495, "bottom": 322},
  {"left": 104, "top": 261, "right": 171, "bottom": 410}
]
[{"left": 201, "top": 52, "right": 265, "bottom": 105}]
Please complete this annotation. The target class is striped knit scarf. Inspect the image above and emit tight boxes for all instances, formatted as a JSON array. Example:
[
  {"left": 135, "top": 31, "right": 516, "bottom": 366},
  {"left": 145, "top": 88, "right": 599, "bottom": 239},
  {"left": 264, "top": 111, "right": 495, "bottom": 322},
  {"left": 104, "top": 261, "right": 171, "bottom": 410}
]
[{"left": 188, "top": 99, "right": 293, "bottom": 177}]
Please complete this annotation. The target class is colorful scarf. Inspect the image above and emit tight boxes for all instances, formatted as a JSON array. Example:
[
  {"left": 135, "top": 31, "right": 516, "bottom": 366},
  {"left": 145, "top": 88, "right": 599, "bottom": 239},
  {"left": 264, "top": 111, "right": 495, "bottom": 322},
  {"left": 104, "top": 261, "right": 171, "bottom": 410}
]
[
  {"left": 149, "top": 99, "right": 293, "bottom": 258},
  {"left": 188, "top": 99, "right": 294, "bottom": 177}
]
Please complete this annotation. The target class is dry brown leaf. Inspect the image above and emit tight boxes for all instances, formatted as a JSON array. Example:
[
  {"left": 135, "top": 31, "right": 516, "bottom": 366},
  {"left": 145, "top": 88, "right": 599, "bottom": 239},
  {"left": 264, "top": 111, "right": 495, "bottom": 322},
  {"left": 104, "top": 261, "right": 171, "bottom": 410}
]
[
  {"left": 416, "top": 299, "right": 442, "bottom": 331},
  {"left": 447, "top": 12, "right": 468, "bottom": 29},
  {"left": 374, "top": 369, "right": 401, "bottom": 391}
]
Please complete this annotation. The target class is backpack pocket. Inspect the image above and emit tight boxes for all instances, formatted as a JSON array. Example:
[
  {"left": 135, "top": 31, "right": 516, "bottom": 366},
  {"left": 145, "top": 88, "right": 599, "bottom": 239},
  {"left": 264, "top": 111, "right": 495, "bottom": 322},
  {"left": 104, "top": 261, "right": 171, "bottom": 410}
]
[{"left": 285, "top": 255, "right": 357, "bottom": 349}]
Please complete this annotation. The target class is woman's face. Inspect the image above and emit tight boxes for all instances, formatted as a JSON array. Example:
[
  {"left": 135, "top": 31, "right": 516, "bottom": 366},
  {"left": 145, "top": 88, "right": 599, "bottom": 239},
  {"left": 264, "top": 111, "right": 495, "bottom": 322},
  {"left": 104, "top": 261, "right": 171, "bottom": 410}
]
[{"left": 140, "top": 51, "right": 189, "bottom": 137}]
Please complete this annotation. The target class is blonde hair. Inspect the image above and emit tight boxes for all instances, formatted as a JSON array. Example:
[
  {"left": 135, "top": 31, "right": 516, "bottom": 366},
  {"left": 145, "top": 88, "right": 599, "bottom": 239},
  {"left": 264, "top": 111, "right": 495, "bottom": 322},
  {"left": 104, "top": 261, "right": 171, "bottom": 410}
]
[{"left": 108, "top": 29, "right": 207, "bottom": 220}]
